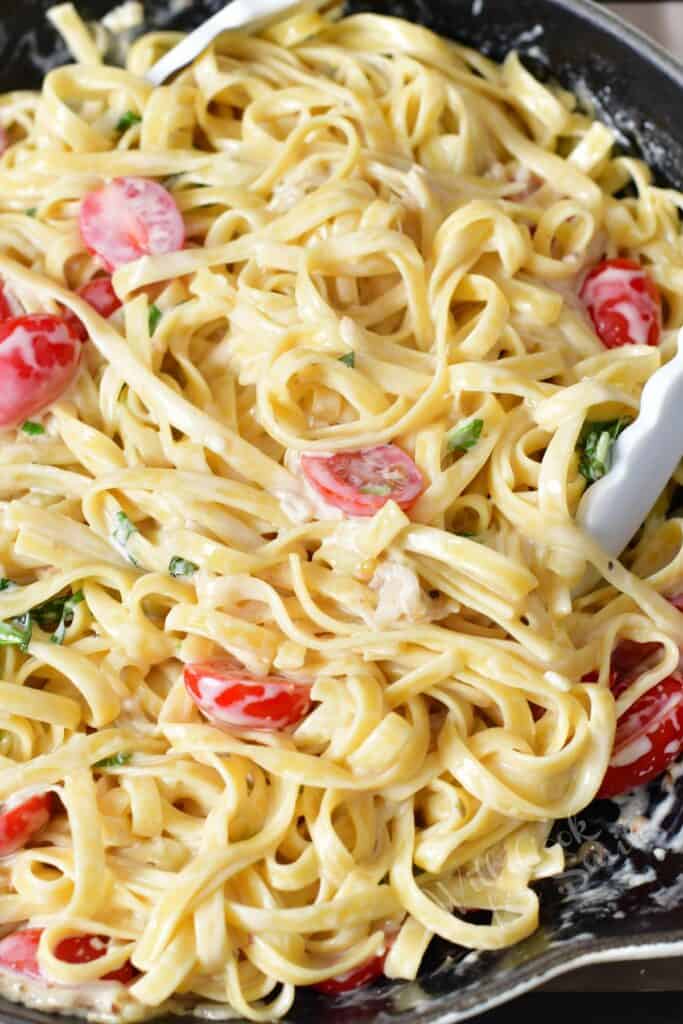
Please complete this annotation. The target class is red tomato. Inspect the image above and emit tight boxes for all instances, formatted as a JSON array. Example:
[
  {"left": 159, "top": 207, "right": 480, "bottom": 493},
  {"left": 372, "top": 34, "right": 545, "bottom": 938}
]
[
  {"left": 580, "top": 258, "right": 662, "bottom": 348},
  {"left": 0, "top": 315, "right": 81, "bottom": 428},
  {"left": 0, "top": 929, "right": 134, "bottom": 984},
  {"left": 582, "top": 639, "right": 661, "bottom": 694},
  {"left": 66, "top": 277, "right": 123, "bottom": 342},
  {"left": 79, "top": 177, "right": 185, "bottom": 271},
  {"left": 599, "top": 672, "right": 683, "bottom": 798},
  {"left": 313, "top": 951, "right": 387, "bottom": 995},
  {"left": 184, "top": 660, "right": 311, "bottom": 731},
  {"left": 300, "top": 445, "right": 424, "bottom": 517},
  {"left": 608, "top": 639, "right": 661, "bottom": 697},
  {"left": 0, "top": 283, "right": 14, "bottom": 321},
  {"left": 0, "top": 793, "right": 53, "bottom": 858},
  {"left": 669, "top": 592, "right": 683, "bottom": 612}
]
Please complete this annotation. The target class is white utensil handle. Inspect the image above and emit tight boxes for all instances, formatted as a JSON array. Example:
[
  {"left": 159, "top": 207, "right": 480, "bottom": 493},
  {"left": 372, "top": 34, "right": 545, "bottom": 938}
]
[
  {"left": 578, "top": 329, "right": 683, "bottom": 556},
  {"left": 146, "top": 0, "right": 315, "bottom": 85}
]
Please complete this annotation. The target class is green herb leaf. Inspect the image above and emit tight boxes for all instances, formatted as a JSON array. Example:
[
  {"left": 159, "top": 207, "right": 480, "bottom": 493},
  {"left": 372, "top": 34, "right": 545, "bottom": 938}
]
[
  {"left": 577, "top": 418, "right": 631, "bottom": 484},
  {"left": 456, "top": 532, "right": 476, "bottom": 538},
  {"left": 112, "top": 511, "right": 140, "bottom": 566},
  {"left": 22, "top": 421, "right": 44, "bottom": 436},
  {"left": 359, "top": 483, "right": 392, "bottom": 497},
  {"left": 148, "top": 304, "right": 162, "bottom": 335},
  {"left": 0, "top": 579, "right": 16, "bottom": 592},
  {"left": 447, "top": 418, "right": 483, "bottom": 453},
  {"left": 0, "top": 614, "right": 32, "bottom": 652},
  {"left": 51, "top": 591, "right": 85, "bottom": 646},
  {"left": 339, "top": 351, "right": 355, "bottom": 368},
  {"left": 25, "top": 208, "right": 37, "bottom": 218},
  {"left": 30, "top": 589, "right": 85, "bottom": 645},
  {"left": 116, "top": 111, "right": 142, "bottom": 133},
  {"left": 169, "top": 556, "right": 199, "bottom": 578},
  {"left": 94, "top": 751, "right": 132, "bottom": 769},
  {"left": 113, "top": 511, "right": 137, "bottom": 545}
]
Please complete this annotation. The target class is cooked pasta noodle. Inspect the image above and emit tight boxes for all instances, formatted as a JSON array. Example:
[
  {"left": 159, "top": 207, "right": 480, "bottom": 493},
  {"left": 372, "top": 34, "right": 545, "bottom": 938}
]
[{"left": 0, "top": 3, "right": 681, "bottom": 1021}]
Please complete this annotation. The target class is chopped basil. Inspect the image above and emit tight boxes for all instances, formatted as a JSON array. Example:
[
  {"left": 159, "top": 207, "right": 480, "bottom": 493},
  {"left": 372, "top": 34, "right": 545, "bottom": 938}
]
[
  {"left": 169, "top": 556, "right": 199, "bottom": 578},
  {"left": 30, "top": 589, "right": 85, "bottom": 645},
  {"left": 148, "top": 304, "right": 162, "bottom": 335},
  {"left": 116, "top": 111, "right": 142, "bottom": 132},
  {"left": 112, "top": 511, "right": 140, "bottom": 566},
  {"left": 0, "top": 579, "right": 16, "bottom": 592},
  {"left": 457, "top": 531, "right": 477, "bottom": 538},
  {"left": 25, "top": 208, "right": 37, "bottom": 218},
  {"left": 0, "top": 614, "right": 32, "bottom": 652},
  {"left": 359, "top": 482, "right": 392, "bottom": 497},
  {"left": 22, "top": 421, "right": 44, "bottom": 436},
  {"left": 113, "top": 511, "right": 136, "bottom": 544},
  {"left": 577, "top": 418, "right": 631, "bottom": 484},
  {"left": 94, "top": 751, "right": 132, "bottom": 769},
  {"left": 339, "top": 351, "right": 355, "bottom": 368},
  {"left": 447, "top": 418, "right": 483, "bottom": 453},
  {"left": 52, "top": 591, "right": 85, "bottom": 645}
]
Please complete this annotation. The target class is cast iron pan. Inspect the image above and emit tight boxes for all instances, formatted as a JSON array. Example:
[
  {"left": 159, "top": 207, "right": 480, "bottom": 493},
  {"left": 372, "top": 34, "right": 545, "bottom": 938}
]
[{"left": 3, "top": 2, "right": 683, "bottom": 1023}]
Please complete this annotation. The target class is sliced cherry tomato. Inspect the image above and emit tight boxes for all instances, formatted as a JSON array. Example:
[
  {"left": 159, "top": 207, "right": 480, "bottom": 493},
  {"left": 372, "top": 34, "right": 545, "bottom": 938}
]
[
  {"left": 66, "top": 276, "right": 123, "bottom": 342},
  {"left": 55, "top": 936, "right": 135, "bottom": 984},
  {"left": 0, "top": 283, "right": 14, "bottom": 321},
  {"left": 79, "top": 177, "right": 185, "bottom": 271},
  {"left": 608, "top": 639, "right": 661, "bottom": 697},
  {"left": 0, "top": 793, "right": 53, "bottom": 858},
  {"left": 0, "top": 315, "right": 81, "bottom": 429},
  {"left": 313, "top": 951, "right": 387, "bottom": 995},
  {"left": 301, "top": 445, "right": 424, "bottom": 518},
  {"left": 184, "top": 659, "right": 311, "bottom": 731},
  {"left": 582, "top": 639, "right": 661, "bottom": 695},
  {"left": 0, "top": 929, "right": 43, "bottom": 978},
  {"left": 668, "top": 592, "right": 683, "bottom": 613},
  {"left": 0, "top": 929, "right": 134, "bottom": 984},
  {"left": 599, "top": 672, "right": 683, "bottom": 798},
  {"left": 580, "top": 258, "right": 662, "bottom": 348}
]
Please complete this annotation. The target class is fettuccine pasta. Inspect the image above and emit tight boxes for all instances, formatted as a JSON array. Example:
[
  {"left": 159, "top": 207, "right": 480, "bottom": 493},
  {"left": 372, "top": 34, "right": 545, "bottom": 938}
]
[{"left": 0, "top": 2, "right": 682, "bottom": 1021}]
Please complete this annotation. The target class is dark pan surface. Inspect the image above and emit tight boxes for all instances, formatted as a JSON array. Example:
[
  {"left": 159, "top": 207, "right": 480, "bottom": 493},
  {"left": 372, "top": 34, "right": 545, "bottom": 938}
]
[{"left": 2, "top": 2, "right": 683, "bottom": 1022}]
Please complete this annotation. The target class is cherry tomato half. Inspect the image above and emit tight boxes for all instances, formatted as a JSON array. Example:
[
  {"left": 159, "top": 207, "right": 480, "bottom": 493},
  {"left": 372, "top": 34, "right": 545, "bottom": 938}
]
[
  {"left": 599, "top": 672, "right": 683, "bottom": 798},
  {"left": 184, "top": 660, "right": 311, "bottom": 731},
  {"left": 301, "top": 445, "right": 424, "bottom": 518},
  {"left": 0, "top": 314, "right": 81, "bottom": 429},
  {"left": 0, "top": 793, "right": 53, "bottom": 858},
  {"left": 0, "top": 282, "right": 14, "bottom": 321},
  {"left": 65, "top": 276, "right": 123, "bottom": 342},
  {"left": 0, "top": 928, "right": 134, "bottom": 984},
  {"left": 580, "top": 258, "right": 662, "bottom": 348},
  {"left": 313, "top": 950, "right": 387, "bottom": 995},
  {"left": 79, "top": 177, "right": 185, "bottom": 271}
]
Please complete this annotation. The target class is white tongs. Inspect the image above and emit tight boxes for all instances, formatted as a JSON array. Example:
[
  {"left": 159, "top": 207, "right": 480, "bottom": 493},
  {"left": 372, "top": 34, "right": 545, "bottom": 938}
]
[
  {"left": 578, "top": 327, "right": 683, "bottom": 557},
  {"left": 146, "top": 0, "right": 328, "bottom": 85}
]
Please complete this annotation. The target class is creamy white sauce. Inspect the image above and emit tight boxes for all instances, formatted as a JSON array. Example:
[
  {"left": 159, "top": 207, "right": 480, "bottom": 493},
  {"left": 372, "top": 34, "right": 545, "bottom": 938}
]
[
  {"left": 0, "top": 971, "right": 144, "bottom": 1024},
  {"left": 368, "top": 561, "right": 428, "bottom": 628},
  {"left": 616, "top": 758, "right": 683, "bottom": 853},
  {"left": 276, "top": 450, "right": 344, "bottom": 524}
]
